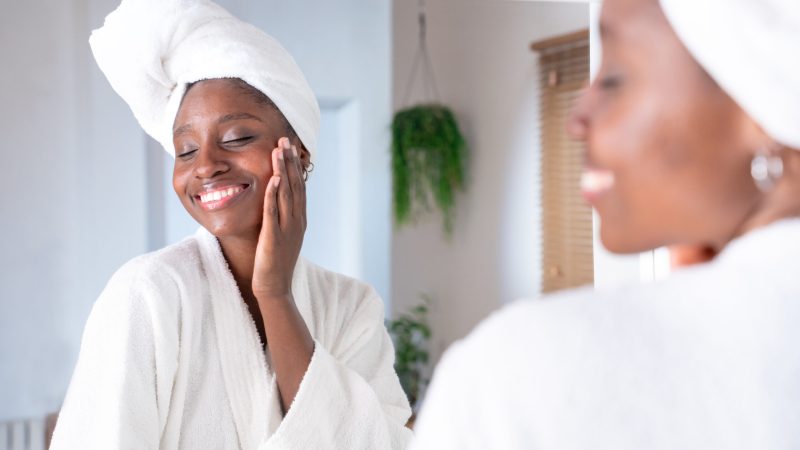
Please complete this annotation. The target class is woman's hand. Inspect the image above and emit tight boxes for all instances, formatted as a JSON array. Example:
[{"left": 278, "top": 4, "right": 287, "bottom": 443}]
[
  {"left": 251, "top": 137, "right": 314, "bottom": 413},
  {"left": 252, "top": 137, "right": 307, "bottom": 301}
]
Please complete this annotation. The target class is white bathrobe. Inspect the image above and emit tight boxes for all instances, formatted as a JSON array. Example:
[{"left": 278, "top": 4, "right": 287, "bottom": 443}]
[
  {"left": 411, "top": 218, "right": 800, "bottom": 449},
  {"left": 50, "top": 228, "right": 413, "bottom": 450}
]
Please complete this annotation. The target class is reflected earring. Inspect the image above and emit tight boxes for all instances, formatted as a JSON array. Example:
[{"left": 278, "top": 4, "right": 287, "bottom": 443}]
[{"left": 750, "top": 147, "right": 784, "bottom": 192}]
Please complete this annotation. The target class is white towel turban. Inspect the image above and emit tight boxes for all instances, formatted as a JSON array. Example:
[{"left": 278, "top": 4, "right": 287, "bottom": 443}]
[
  {"left": 660, "top": 0, "right": 800, "bottom": 149},
  {"left": 89, "top": 0, "right": 320, "bottom": 159}
]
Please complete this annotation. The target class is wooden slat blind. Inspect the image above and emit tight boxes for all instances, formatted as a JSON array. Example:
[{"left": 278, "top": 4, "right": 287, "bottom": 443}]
[{"left": 534, "top": 30, "right": 594, "bottom": 293}]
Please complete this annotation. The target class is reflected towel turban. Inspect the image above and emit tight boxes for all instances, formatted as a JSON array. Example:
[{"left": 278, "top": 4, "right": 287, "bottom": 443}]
[{"left": 660, "top": 0, "right": 800, "bottom": 149}]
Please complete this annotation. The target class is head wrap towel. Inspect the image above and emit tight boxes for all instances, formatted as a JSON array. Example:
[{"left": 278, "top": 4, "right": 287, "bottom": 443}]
[
  {"left": 89, "top": 0, "right": 320, "bottom": 159},
  {"left": 660, "top": 0, "right": 800, "bottom": 149}
]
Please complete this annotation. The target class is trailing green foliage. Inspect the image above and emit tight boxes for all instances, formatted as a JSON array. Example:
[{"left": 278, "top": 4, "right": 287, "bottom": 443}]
[
  {"left": 392, "top": 104, "right": 467, "bottom": 235},
  {"left": 386, "top": 300, "right": 431, "bottom": 409}
]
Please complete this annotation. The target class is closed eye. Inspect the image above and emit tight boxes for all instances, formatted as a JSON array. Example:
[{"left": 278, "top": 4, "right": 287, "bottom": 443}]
[
  {"left": 178, "top": 149, "right": 198, "bottom": 159},
  {"left": 223, "top": 136, "right": 254, "bottom": 146},
  {"left": 599, "top": 75, "right": 622, "bottom": 90}
]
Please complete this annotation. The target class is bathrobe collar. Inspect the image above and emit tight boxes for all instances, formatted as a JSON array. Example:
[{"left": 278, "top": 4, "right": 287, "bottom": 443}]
[{"left": 194, "top": 227, "right": 309, "bottom": 447}]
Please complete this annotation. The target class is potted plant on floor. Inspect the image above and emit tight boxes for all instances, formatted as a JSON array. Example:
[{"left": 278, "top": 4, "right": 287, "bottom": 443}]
[{"left": 386, "top": 298, "right": 432, "bottom": 424}]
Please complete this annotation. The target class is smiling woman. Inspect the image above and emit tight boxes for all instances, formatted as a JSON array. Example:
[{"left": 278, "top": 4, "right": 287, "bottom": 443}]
[
  {"left": 171, "top": 79, "right": 308, "bottom": 238},
  {"left": 410, "top": 0, "right": 800, "bottom": 448},
  {"left": 48, "top": 1, "right": 412, "bottom": 449}
]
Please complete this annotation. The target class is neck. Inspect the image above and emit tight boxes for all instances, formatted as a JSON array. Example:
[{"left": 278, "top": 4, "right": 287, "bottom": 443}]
[{"left": 217, "top": 232, "right": 259, "bottom": 301}]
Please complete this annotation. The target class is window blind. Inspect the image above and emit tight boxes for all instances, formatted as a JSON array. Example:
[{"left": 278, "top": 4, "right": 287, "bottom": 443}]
[{"left": 532, "top": 30, "right": 594, "bottom": 293}]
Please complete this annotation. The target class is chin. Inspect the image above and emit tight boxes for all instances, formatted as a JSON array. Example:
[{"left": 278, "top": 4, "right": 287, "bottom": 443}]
[
  {"left": 599, "top": 223, "right": 658, "bottom": 255},
  {"left": 182, "top": 199, "right": 261, "bottom": 240},
  {"left": 201, "top": 222, "right": 231, "bottom": 238},
  {"left": 201, "top": 220, "right": 260, "bottom": 240}
]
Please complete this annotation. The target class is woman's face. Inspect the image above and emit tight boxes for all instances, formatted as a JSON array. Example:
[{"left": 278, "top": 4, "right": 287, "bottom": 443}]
[
  {"left": 569, "top": 0, "right": 765, "bottom": 253},
  {"left": 172, "top": 79, "right": 303, "bottom": 239}
]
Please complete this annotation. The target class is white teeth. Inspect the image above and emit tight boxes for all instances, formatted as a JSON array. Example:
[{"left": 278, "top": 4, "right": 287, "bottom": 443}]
[
  {"left": 200, "top": 186, "right": 243, "bottom": 204},
  {"left": 581, "top": 169, "right": 615, "bottom": 193}
]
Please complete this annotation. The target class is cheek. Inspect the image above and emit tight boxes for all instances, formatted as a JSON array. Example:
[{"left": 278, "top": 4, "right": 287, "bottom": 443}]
[
  {"left": 242, "top": 155, "right": 275, "bottom": 207},
  {"left": 588, "top": 92, "right": 700, "bottom": 248},
  {"left": 248, "top": 158, "right": 274, "bottom": 189},
  {"left": 592, "top": 93, "right": 755, "bottom": 251},
  {"left": 171, "top": 167, "right": 201, "bottom": 219},
  {"left": 591, "top": 94, "right": 668, "bottom": 197},
  {"left": 171, "top": 166, "right": 188, "bottom": 199}
]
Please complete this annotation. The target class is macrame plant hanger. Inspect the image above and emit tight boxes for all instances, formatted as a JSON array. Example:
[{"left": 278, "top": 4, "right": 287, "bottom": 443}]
[
  {"left": 401, "top": 0, "right": 441, "bottom": 108},
  {"left": 392, "top": 1, "right": 466, "bottom": 237}
]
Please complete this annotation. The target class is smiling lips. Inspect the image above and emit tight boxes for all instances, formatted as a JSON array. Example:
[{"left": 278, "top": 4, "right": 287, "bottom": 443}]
[
  {"left": 196, "top": 185, "right": 247, "bottom": 211},
  {"left": 581, "top": 169, "right": 615, "bottom": 204}
]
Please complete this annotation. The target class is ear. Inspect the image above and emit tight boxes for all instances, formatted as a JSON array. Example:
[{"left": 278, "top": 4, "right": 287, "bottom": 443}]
[
  {"left": 300, "top": 148, "right": 312, "bottom": 169},
  {"left": 738, "top": 114, "right": 777, "bottom": 158},
  {"left": 290, "top": 136, "right": 312, "bottom": 169}
]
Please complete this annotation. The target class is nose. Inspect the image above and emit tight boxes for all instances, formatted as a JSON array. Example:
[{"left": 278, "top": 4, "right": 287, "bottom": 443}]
[
  {"left": 192, "top": 145, "right": 229, "bottom": 179},
  {"left": 566, "top": 84, "right": 593, "bottom": 141}
]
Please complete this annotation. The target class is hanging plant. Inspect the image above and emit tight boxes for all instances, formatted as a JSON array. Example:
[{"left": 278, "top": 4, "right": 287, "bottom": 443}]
[
  {"left": 392, "top": 104, "right": 466, "bottom": 234},
  {"left": 392, "top": 3, "right": 468, "bottom": 235}
]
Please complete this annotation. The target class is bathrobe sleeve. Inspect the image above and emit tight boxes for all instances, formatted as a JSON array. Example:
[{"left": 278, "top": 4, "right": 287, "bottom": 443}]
[
  {"left": 50, "top": 261, "right": 180, "bottom": 450},
  {"left": 261, "top": 286, "right": 413, "bottom": 450}
]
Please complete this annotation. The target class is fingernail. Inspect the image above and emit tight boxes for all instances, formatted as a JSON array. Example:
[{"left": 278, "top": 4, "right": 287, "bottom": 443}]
[
  {"left": 273, "top": 176, "right": 281, "bottom": 187},
  {"left": 278, "top": 149, "right": 284, "bottom": 160},
  {"left": 292, "top": 146, "right": 298, "bottom": 158},
  {"left": 282, "top": 138, "right": 291, "bottom": 150}
]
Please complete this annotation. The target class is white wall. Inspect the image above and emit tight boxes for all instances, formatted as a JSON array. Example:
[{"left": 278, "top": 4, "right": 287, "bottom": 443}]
[
  {"left": 247, "top": 1, "right": 393, "bottom": 299},
  {"left": 302, "top": 101, "right": 363, "bottom": 278},
  {"left": 392, "top": 0, "right": 589, "bottom": 360},
  {"left": 0, "top": 0, "right": 148, "bottom": 421},
  {"left": 0, "top": 0, "right": 392, "bottom": 421}
]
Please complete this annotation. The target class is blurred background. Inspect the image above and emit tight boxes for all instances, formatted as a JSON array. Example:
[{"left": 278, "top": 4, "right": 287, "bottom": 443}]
[{"left": 2, "top": 0, "right": 668, "bottom": 445}]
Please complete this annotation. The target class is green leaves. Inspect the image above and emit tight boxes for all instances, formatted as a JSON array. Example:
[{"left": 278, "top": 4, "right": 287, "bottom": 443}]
[
  {"left": 392, "top": 104, "right": 467, "bottom": 235},
  {"left": 386, "top": 300, "right": 432, "bottom": 408}
]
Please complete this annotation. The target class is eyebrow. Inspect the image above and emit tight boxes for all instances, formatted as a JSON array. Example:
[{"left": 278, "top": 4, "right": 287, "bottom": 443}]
[
  {"left": 218, "top": 112, "right": 263, "bottom": 125},
  {"left": 173, "top": 123, "right": 193, "bottom": 136},
  {"left": 173, "top": 112, "right": 263, "bottom": 135}
]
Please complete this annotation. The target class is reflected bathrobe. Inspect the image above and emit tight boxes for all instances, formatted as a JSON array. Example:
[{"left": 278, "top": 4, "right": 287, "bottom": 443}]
[
  {"left": 51, "top": 227, "right": 412, "bottom": 450},
  {"left": 412, "top": 219, "right": 800, "bottom": 449}
]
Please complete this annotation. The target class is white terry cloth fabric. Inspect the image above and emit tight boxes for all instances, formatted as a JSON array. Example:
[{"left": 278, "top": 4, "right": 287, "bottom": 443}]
[
  {"left": 659, "top": 0, "right": 800, "bottom": 149},
  {"left": 50, "top": 227, "right": 413, "bottom": 450},
  {"left": 89, "top": 0, "right": 320, "bottom": 158},
  {"left": 411, "top": 219, "right": 800, "bottom": 449}
]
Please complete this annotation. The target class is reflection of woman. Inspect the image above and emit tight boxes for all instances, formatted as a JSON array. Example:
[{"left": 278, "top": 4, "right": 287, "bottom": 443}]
[
  {"left": 51, "top": 1, "right": 411, "bottom": 448},
  {"left": 412, "top": 0, "right": 800, "bottom": 448}
]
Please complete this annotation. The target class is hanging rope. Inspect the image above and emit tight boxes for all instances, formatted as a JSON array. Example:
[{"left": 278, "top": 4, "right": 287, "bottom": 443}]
[{"left": 401, "top": 0, "right": 441, "bottom": 108}]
